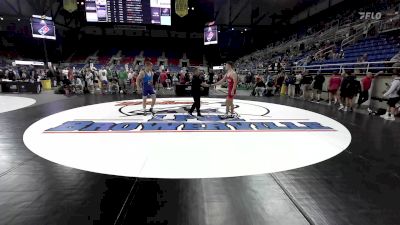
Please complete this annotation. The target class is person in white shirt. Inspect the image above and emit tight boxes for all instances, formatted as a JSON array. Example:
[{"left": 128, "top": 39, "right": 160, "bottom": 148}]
[
  {"left": 73, "top": 77, "right": 83, "bottom": 94},
  {"left": 295, "top": 71, "right": 302, "bottom": 97},
  {"left": 381, "top": 65, "right": 400, "bottom": 121},
  {"left": 85, "top": 69, "right": 94, "bottom": 94},
  {"left": 99, "top": 67, "right": 108, "bottom": 93}
]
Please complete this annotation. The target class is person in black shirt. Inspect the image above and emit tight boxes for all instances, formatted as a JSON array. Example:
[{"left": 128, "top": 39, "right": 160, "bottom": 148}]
[
  {"left": 189, "top": 69, "right": 209, "bottom": 117},
  {"left": 62, "top": 76, "right": 72, "bottom": 95},
  {"left": 339, "top": 71, "right": 360, "bottom": 112},
  {"left": 7, "top": 69, "right": 15, "bottom": 81},
  {"left": 255, "top": 78, "right": 266, "bottom": 97},
  {"left": 208, "top": 71, "right": 214, "bottom": 84},
  {"left": 0, "top": 69, "right": 4, "bottom": 80},
  {"left": 312, "top": 72, "right": 325, "bottom": 103},
  {"left": 301, "top": 71, "right": 313, "bottom": 101}
]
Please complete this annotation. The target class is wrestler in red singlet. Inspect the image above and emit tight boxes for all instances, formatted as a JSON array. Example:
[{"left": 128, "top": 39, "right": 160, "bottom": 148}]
[
  {"left": 213, "top": 61, "right": 238, "bottom": 118},
  {"left": 227, "top": 73, "right": 236, "bottom": 100}
]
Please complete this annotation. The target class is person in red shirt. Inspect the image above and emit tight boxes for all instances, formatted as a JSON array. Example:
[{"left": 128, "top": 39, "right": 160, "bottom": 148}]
[
  {"left": 179, "top": 71, "right": 186, "bottom": 84},
  {"left": 357, "top": 71, "right": 383, "bottom": 110},
  {"left": 160, "top": 70, "right": 168, "bottom": 88},
  {"left": 328, "top": 72, "right": 342, "bottom": 105}
]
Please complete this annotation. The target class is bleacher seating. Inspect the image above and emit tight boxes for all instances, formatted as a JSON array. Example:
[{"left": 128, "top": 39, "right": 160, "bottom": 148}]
[
  {"left": 120, "top": 56, "right": 135, "bottom": 64},
  {"left": 98, "top": 56, "right": 110, "bottom": 65},
  {"left": 169, "top": 58, "right": 180, "bottom": 66},
  {"left": 310, "top": 36, "right": 400, "bottom": 66},
  {"left": 143, "top": 49, "right": 162, "bottom": 58}
]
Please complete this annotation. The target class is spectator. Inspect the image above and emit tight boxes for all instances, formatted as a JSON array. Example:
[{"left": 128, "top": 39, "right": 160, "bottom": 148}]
[
  {"left": 160, "top": 70, "right": 168, "bottom": 88},
  {"left": 99, "top": 68, "right": 109, "bottom": 93},
  {"left": 381, "top": 65, "right": 400, "bottom": 121},
  {"left": 357, "top": 71, "right": 383, "bottom": 110},
  {"left": 85, "top": 69, "right": 94, "bottom": 94},
  {"left": 179, "top": 71, "right": 186, "bottom": 84},
  {"left": 110, "top": 78, "right": 119, "bottom": 94},
  {"left": 287, "top": 73, "right": 296, "bottom": 98},
  {"left": 118, "top": 69, "right": 128, "bottom": 94},
  {"left": 172, "top": 74, "right": 179, "bottom": 85},
  {"left": 7, "top": 68, "right": 15, "bottom": 81},
  {"left": 328, "top": 72, "right": 342, "bottom": 105},
  {"left": 275, "top": 73, "right": 285, "bottom": 95},
  {"left": 255, "top": 78, "right": 266, "bottom": 97},
  {"left": 72, "top": 77, "right": 83, "bottom": 94},
  {"left": 312, "top": 71, "right": 325, "bottom": 103},
  {"left": 301, "top": 71, "right": 313, "bottom": 101},
  {"left": 62, "top": 76, "right": 72, "bottom": 95},
  {"left": 339, "top": 71, "right": 360, "bottom": 112},
  {"left": 0, "top": 69, "right": 4, "bottom": 79},
  {"left": 295, "top": 71, "right": 302, "bottom": 97}
]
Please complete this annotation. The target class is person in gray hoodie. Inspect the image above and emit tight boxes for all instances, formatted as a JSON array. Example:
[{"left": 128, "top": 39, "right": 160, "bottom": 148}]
[{"left": 381, "top": 64, "right": 400, "bottom": 121}]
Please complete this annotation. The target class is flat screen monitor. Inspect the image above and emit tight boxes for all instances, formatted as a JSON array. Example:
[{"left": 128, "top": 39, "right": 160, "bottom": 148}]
[
  {"left": 85, "top": 0, "right": 171, "bottom": 26},
  {"left": 204, "top": 25, "right": 218, "bottom": 46},
  {"left": 31, "top": 15, "right": 56, "bottom": 40}
]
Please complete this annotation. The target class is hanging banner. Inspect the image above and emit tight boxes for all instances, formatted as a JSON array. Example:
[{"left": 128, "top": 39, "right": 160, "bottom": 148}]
[
  {"left": 63, "top": 0, "right": 78, "bottom": 13},
  {"left": 175, "top": 0, "right": 188, "bottom": 17}
]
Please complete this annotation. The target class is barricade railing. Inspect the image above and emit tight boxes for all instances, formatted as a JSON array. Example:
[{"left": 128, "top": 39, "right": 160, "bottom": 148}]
[{"left": 294, "top": 60, "right": 399, "bottom": 75}]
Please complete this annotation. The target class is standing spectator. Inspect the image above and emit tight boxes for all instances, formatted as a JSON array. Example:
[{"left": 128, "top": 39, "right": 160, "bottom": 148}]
[
  {"left": 85, "top": 69, "right": 94, "bottom": 94},
  {"left": 179, "top": 71, "right": 186, "bottom": 84},
  {"left": 153, "top": 71, "right": 160, "bottom": 90},
  {"left": 172, "top": 74, "right": 179, "bottom": 85},
  {"left": 99, "top": 67, "right": 109, "bottom": 93},
  {"left": 312, "top": 71, "right": 325, "bottom": 103},
  {"left": 0, "top": 69, "right": 4, "bottom": 80},
  {"left": 357, "top": 71, "right": 383, "bottom": 110},
  {"left": 295, "top": 71, "right": 302, "bottom": 97},
  {"left": 160, "top": 70, "right": 168, "bottom": 88},
  {"left": 118, "top": 69, "right": 128, "bottom": 94},
  {"left": 68, "top": 67, "right": 73, "bottom": 81},
  {"left": 339, "top": 71, "right": 360, "bottom": 112},
  {"left": 208, "top": 70, "right": 215, "bottom": 85},
  {"left": 287, "top": 73, "right": 296, "bottom": 98},
  {"left": 328, "top": 72, "right": 342, "bottom": 105},
  {"left": 245, "top": 72, "right": 252, "bottom": 88},
  {"left": 275, "top": 73, "right": 284, "bottom": 95},
  {"left": 381, "top": 66, "right": 400, "bottom": 121},
  {"left": 166, "top": 71, "right": 172, "bottom": 89},
  {"left": 301, "top": 71, "right": 313, "bottom": 101},
  {"left": 55, "top": 68, "right": 61, "bottom": 85}
]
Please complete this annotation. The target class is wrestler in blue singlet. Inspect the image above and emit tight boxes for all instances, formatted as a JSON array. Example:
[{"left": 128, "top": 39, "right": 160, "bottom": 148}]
[{"left": 143, "top": 70, "right": 155, "bottom": 96}]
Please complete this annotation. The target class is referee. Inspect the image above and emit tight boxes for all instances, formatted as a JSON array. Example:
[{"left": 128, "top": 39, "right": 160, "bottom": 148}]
[{"left": 189, "top": 69, "right": 209, "bottom": 117}]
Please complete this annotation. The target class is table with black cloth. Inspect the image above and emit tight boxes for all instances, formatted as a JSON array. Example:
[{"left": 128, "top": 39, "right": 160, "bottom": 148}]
[{"left": 0, "top": 81, "right": 41, "bottom": 94}]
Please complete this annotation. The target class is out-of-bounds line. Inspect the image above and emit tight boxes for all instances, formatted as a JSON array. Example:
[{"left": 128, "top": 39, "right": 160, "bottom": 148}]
[
  {"left": 113, "top": 156, "right": 149, "bottom": 225},
  {"left": 270, "top": 173, "right": 314, "bottom": 225},
  {"left": 0, "top": 156, "right": 37, "bottom": 178},
  {"left": 113, "top": 178, "right": 140, "bottom": 225}
]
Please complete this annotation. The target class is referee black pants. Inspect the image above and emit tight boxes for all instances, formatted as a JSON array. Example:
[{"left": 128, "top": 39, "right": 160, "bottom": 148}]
[{"left": 190, "top": 95, "right": 201, "bottom": 114}]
